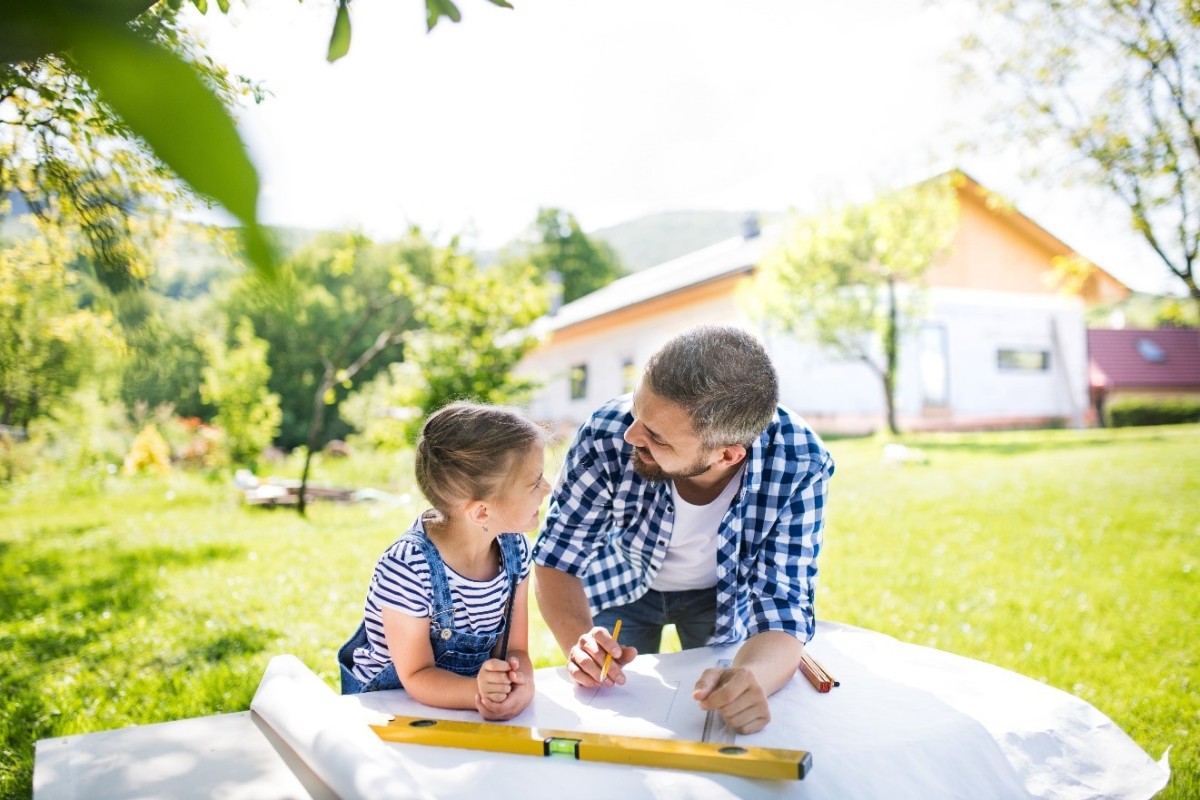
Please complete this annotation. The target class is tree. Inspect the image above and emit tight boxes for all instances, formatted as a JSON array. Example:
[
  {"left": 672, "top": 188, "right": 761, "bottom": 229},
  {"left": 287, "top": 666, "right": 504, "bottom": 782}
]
[
  {"left": 522, "top": 208, "right": 626, "bottom": 305},
  {"left": 1, "top": 3, "right": 272, "bottom": 283},
  {"left": 218, "top": 232, "right": 411, "bottom": 450},
  {"left": 750, "top": 176, "right": 959, "bottom": 435},
  {"left": 0, "top": 233, "right": 121, "bottom": 428},
  {"left": 342, "top": 236, "right": 548, "bottom": 447},
  {"left": 200, "top": 317, "right": 281, "bottom": 467},
  {"left": 404, "top": 240, "right": 548, "bottom": 422},
  {"left": 2, "top": 0, "right": 514, "bottom": 280},
  {"left": 953, "top": 0, "right": 1200, "bottom": 316},
  {"left": 294, "top": 262, "right": 416, "bottom": 517},
  {"left": 118, "top": 302, "right": 214, "bottom": 420}
]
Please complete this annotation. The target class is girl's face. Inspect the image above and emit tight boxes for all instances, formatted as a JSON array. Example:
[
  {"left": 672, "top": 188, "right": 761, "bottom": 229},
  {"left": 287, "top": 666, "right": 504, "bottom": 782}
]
[{"left": 487, "top": 443, "right": 550, "bottom": 534}]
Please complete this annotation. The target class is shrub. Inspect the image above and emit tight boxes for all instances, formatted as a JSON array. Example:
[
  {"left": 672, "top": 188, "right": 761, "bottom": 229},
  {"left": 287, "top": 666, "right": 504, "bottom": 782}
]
[
  {"left": 1107, "top": 396, "right": 1200, "bottom": 427},
  {"left": 122, "top": 424, "right": 172, "bottom": 476}
]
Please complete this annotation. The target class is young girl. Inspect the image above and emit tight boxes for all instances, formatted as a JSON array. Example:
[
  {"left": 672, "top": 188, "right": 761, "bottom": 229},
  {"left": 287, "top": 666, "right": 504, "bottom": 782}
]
[{"left": 338, "top": 402, "right": 550, "bottom": 721}]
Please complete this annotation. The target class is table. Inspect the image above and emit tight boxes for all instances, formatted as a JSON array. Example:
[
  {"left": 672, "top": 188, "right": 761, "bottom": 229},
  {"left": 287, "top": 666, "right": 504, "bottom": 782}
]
[{"left": 34, "top": 621, "right": 1168, "bottom": 799}]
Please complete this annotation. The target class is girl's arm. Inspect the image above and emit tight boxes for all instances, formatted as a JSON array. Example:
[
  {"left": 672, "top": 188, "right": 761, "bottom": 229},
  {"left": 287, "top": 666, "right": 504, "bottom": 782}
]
[
  {"left": 477, "top": 579, "right": 535, "bottom": 720},
  {"left": 381, "top": 607, "right": 480, "bottom": 711}
]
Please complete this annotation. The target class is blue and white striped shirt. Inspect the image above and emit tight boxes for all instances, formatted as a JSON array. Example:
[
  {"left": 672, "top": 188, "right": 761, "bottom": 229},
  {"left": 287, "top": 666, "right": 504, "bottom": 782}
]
[
  {"left": 353, "top": 516, "right": 532, "bottom": 682},
  {"left": 532, "top": 396, "right": 834, "bottom": 644}
]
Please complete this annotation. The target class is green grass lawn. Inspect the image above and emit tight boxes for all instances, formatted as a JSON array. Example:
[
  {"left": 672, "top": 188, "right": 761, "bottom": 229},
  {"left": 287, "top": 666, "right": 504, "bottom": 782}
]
[{"left": 1, "top": 425, "right": 1197, "bottom": 799}]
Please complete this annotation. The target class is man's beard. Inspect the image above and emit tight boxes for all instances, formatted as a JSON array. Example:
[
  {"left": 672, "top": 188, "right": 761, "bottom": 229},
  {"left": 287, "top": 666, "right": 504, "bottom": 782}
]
[{"left": 631, "top": 447, "right": 712, "bottom": 482}]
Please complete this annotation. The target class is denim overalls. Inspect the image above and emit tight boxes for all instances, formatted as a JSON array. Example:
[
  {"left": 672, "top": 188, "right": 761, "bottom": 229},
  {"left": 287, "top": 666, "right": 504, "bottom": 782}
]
[{"left": 338, "top": 529, "right": 524, "bottom": 694}]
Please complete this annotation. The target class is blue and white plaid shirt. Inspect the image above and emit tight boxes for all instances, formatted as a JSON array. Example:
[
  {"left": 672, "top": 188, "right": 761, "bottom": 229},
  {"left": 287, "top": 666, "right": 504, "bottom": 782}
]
[{"left": 532, "top": 396, "right": 834, "bottom": 645}]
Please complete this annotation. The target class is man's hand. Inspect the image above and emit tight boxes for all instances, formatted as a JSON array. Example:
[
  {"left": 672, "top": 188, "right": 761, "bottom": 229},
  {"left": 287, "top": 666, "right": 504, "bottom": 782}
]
[
  {"left": 692, "top": 666, "right": 771, "bottom": 734},
  {"left": 566, "top": 626, "right": 637, "bottom": 688}
]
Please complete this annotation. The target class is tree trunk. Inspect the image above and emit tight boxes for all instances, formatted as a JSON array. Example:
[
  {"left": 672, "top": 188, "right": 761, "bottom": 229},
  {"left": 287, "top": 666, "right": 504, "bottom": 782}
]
[
  {"left": 883, "top": 275, "right": 900, "bottom": 436},
  {"left": 1187, "top": 276, "right": 1200, "bottom": 324},
  {"left": 297, "top": 371, "right": 332, "bottom": 517}
]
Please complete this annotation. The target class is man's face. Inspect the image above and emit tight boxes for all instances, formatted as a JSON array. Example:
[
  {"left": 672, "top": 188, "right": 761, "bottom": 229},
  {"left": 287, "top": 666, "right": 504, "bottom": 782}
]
[{"left": 624, "top": 386, "right": 716, "bottom": 482}]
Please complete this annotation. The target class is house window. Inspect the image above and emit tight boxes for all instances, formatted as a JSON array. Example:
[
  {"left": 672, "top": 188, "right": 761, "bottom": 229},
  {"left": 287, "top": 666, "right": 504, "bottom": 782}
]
[
  {"left": 919, "top": 325, "right": 949, "bottom": 407},
  {"left": 621, "top": 357, "right": 639, "bottom": 394},
  {"left": 1136, "top": 338, "right": 1166, "bottom": 363},
  {"left": 569, "top": 363, "right": 588, "bottom": 400},
  {"left": 997, "top": 348, "right": 1050, "bottom": 371}
]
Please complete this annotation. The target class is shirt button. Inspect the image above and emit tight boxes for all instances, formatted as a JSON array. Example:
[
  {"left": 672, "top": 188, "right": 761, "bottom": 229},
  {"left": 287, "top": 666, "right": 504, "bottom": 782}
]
[{"left": 666, "top": 504, "right": 674, "bottom": 512}]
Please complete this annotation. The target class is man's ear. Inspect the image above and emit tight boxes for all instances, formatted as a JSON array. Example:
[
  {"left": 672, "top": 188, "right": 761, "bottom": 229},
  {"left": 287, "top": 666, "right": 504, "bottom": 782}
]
[{"left": 718, "top": 444, "right": 747, "bottom": 468}]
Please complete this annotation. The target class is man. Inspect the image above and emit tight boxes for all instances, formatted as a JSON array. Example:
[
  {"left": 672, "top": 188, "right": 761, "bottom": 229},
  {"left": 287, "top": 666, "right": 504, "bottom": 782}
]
[{"left": 533, "top": 325, "right": 834, "bottom": 733}]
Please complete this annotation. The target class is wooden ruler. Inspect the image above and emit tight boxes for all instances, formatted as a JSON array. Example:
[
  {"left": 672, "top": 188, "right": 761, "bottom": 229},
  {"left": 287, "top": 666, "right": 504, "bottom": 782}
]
[{"left": 371, "top": 715, "right": 812, "bottom": 781}]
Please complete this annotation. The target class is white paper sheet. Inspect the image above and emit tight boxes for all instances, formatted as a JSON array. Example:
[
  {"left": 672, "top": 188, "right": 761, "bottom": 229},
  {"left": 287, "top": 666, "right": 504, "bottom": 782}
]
[
  {"left": 249, "top": 654, "right": 431, "bottom": 800},
  {"left": 36, "top": 622, "right": 1169, "bottom": 800}
]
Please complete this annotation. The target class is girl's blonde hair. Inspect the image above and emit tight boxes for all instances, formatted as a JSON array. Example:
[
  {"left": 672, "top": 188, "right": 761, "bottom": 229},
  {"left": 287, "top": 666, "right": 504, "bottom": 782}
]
[{"left": 414, "top": 401, "right": 549, "bottom": 518}]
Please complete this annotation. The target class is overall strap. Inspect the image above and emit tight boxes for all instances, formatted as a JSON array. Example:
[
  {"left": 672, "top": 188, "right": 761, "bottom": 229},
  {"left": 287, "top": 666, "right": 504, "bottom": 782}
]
[
  {"left": 400, "top": 530, "right": 455, "bottom": 621},
  {"left": 496, "top": 533, "right": 524, "bottom": 585}
]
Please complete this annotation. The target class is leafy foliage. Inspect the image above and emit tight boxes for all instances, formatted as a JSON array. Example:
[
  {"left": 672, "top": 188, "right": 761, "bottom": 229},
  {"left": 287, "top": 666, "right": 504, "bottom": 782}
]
[
  {"left": 0, "top": 233, "right": 122, "bottom": 428},
  {"left": 1107, "top": 396, "right": 1200, "bottom": 427},
  {"left": 217, "top": 233, "right": 411, "bottom": 450},
  {"left": 750, "top": 175, "right": 959, "bottom": 433},
  {"left": 122, "top": 423, "right": 172, "bottom": 475},
  {"left": 343, "top": 237, "right": 549, "bottom": 445},
  {"left": 520, "top": 207, "right": 626, "bottom": 305},
  {"left": 0, "top": 3, "right": 269, "bottom": 285},
  {"left": 953, "top": 0, "right": 1200, "bottom": 314},
  {"left": 402, "top": 242, "right": 548, "bottom": 427},
  {"left": 200, "top": 318, "right": 282, "bottom": 467}
]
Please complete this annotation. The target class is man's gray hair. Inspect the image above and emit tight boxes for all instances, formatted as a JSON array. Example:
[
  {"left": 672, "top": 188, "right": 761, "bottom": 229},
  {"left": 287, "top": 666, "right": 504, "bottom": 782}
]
[{"left": 642, "top": 325, "right": 779, "bottom": 448}]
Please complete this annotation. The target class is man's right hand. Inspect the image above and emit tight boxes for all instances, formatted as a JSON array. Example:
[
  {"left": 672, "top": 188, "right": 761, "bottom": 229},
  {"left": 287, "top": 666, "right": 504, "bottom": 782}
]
[{"left": 566, "top": 625, "right": 638, "bottom": 688}]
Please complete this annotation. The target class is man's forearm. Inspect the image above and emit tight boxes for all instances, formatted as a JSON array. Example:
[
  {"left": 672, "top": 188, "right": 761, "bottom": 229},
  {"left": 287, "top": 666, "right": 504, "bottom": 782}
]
[
  {"left": 732, "top": 630, "right": 804, "bottom": 696},
  {"left": 533, "top": 565, "right": 595, "bottom": 655}
]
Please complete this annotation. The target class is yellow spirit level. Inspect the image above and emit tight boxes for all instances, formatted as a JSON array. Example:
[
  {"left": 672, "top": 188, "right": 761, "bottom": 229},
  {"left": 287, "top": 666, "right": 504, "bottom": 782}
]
[{"left": 371, "top": 715, "right": 811, "bottom": 781}]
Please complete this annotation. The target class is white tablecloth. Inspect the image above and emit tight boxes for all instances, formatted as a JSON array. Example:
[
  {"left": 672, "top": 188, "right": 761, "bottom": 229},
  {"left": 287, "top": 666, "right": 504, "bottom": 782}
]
[{"left": 35, "top": 621, "right": 1169, "bottom": 799}]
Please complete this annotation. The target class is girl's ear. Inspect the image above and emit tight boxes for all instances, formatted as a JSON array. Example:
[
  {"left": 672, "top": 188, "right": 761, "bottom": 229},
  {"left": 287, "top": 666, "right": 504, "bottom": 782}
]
[{"left": 464, "top": 499, "right": 490, "bottom": 527}]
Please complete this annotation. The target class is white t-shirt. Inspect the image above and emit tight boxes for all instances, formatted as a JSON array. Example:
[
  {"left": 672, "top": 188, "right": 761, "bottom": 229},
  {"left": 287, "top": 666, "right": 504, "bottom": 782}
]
[{"left": 650, "top": 465, "right": 745, "bottom": 592}]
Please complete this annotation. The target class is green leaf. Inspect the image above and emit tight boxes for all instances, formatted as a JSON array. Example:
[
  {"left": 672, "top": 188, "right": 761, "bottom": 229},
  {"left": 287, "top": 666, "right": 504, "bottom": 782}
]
[
  {"left": 426, "top": 0, "right": 462, "bottom": 31},
  {"left": 486, "top": 0, "right": 515, "bottom": 8},
  {"left": 191, "top": 0, "right": 208, "bottom": 14},
  {"left": 327, "top": 0, "right": 352, "bottom": 63},
  {"left": 71, "top": 25, "right": 276, "bottom": 279},
  {"left": 216, "top": 0, "right": 230, "bottom": 12}
]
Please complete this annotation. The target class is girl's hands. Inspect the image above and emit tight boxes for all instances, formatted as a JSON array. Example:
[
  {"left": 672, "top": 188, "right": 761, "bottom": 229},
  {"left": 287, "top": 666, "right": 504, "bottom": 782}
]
[
  {"left": 476, "top": 657, "right": 517, "bottom": 704},
  {"left": 475, "top": 657, "right": 532, "bottom": 720}
]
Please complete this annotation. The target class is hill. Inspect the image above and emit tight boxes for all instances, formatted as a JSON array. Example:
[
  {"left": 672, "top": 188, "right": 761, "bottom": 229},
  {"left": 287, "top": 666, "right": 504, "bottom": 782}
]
[{"left": 588, "top": 209, "right": 768, "bottom": 272}]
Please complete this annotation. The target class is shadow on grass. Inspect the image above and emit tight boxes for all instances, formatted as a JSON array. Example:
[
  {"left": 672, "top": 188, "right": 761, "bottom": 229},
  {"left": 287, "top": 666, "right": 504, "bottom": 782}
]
[
  {"left": 0, "top": 538, "right": 261, "bottom": 800},
  {"left": 0, "top": 543, "right": 245, "bottom": 624}
]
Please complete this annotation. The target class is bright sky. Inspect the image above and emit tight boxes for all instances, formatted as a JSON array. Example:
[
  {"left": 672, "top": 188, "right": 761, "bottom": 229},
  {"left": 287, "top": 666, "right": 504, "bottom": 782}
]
[{"left": 187, "top": 0, "right": 1175, "bottom": 293}]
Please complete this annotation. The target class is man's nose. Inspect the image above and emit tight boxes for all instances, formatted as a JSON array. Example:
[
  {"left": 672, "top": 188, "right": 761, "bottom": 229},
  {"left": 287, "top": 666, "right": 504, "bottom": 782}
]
[{"left": 624, "top": 420, "right": 646, "bottom": 447}]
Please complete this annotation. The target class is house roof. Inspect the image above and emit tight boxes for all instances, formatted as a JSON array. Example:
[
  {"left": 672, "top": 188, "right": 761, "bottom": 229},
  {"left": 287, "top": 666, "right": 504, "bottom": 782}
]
[
  {"left": 537, "top": 169, "right": 1126, "bottom": 337},
  {"left": 1088, "top": 328, "right": 1200, "bottom": 390},
  {"left": 535, "top": 225, "right": 776, "bottom": 334}
]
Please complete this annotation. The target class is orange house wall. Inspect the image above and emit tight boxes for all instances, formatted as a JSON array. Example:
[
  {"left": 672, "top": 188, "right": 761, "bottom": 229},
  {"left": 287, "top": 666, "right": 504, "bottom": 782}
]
[{"left": 925, "top": 185, "right": 1129, "bottom": 306}]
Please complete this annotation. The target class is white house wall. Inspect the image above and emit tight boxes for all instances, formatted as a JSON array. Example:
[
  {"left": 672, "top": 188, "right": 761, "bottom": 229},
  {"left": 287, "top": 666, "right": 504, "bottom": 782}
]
[
  {"left": 520, "top": 294, "right": 742, "bottom": 425},
  {"left": 518, "top": 287, "right": 1090, "bottom": 433}
]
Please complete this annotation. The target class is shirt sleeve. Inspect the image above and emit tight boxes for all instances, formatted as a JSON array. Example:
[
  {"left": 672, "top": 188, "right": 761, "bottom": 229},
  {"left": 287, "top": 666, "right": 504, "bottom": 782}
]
[
  {"left": 746, "top": 451, "right": 834, "bottom": 642},
  {"left": 369, "top": 541, "right": 432, "bottom": 618},
  {"left": 517, "top": 534, "right": 533, "bottom": 582},
  {"left": 531, "top": 416, "right": 620, "bottom": 574}
]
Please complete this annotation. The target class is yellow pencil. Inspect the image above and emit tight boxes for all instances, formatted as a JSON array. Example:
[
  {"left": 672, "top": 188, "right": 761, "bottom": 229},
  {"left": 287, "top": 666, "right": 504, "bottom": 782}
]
[{"left": 599, "top": 619, "right": 622, "bottom": 682}]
